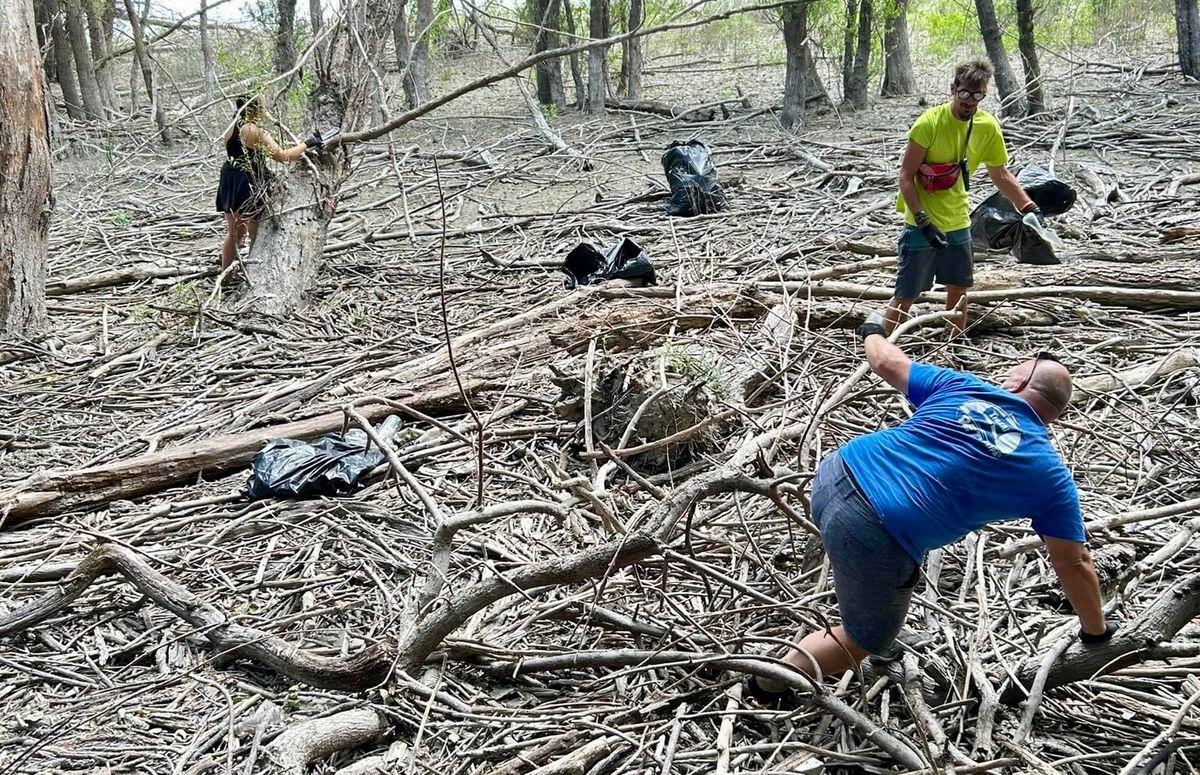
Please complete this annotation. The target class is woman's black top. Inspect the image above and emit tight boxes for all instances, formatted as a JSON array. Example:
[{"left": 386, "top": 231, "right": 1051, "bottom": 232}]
[{"left": 215, "top": 122, "right": 271, "bottom": 216}]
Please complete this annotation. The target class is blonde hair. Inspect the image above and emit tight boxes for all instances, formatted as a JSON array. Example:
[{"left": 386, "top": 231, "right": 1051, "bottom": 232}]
[{"left": 953, "top": 58, "right": 994, "bottom": 90}]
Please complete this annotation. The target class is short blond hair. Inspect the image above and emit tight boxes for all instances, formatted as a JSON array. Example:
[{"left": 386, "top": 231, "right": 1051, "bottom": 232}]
[{"left": 953, "top": 58, "right": 994, "bottom": 90}]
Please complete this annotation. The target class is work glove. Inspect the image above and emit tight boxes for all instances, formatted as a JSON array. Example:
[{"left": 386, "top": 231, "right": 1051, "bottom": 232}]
[
  {"left": 1079, "top": 621, "right": 1117, "bottom": 645},
  {"left": 856, "top": 310, "right": 887, "bottom": 341},
  {"left": 303, "top": 130, "right": 325, "bottom": 150},
  {"left": 914, "top": 210, "right": 948, "bottom": 250}
]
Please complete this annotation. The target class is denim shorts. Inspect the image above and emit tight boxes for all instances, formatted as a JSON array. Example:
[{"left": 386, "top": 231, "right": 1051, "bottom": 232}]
[
  {"left": 811, "top": 450, "right": 920, "bottom": 655},
  {"left": 893, "top": 226, "right": 974, "bottom": 299}
]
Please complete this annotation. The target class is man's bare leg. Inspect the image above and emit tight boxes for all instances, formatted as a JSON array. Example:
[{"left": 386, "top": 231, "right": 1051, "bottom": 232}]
[
  {"left": 754, "top": 625, "right": 870, "bottom": 692},
  {"left": 944, "top": 284, "right": 968, "bottom": 338},
  {"left": 884, "top": 298, "right": 914, "bottom": 335}
]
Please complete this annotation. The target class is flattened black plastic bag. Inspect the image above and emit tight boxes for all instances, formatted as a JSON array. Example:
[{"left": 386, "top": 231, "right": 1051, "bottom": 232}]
[
  {"left": 970, "top": 163, "right": 1077, "bottom": 265},
  {"left": 562, "top": 236, "right": 656, "bottom": 289},
  {"left": 245, "top": 416, "right": 401, "bottom": 500},
  {"left": 661, "top": 140, "right": 728, "bottom": 217}
]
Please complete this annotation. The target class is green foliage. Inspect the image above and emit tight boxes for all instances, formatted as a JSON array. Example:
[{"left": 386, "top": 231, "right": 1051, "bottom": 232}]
[
  {"left": 660, "top": 341, "right": 730, "bottom": 401},
  {"left": 110, "top": 209, "right": 131, "bottom": 227}
]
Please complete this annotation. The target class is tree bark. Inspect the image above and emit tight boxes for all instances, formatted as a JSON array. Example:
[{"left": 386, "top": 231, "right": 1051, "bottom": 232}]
[
  {"left": 562, "top": 0, "right": 586, "bottom": 107},
  {"left": 85, "top": 3, "right": 117, "bottom": 112},
  {"left": 780, "top": 2, "right": 827, "bottom": 129},
  {"left": 275, "top": 0, "right": 297, "bottom": 74},
  {"left": 881, "top": 0, "right": 917, "bottom": 96},
  {"left": 1015, "top": 0, "right": 1044, "bottom": 115},
  {"left": 1177, "top": 0, "right": 1200, "bottom": 78},
  {"left": 408, "top": 0, "right": 433, "bottom": 105},
  {"left": 49, "top": 12, "right": 85, "bottom": 120},
  {"left": 530, "top": 0, "right": 566, "bottom": 110},
  {"left": 121, "top": 0, "right": 168, "bottom": 142},
  {"left": 586, "top": 0, "right": 608, "bottom": 113},
  {"left": 310, "top": 0, "right": 322, "bottom": 36},
  {"left": 35, "top": 0, "right": 54, "bottom": 81},
  {"left": 63, "top": 0, "right": 104, "bottom": 118},
  {"left": 0, "top": 0, "right": 52, "bottom": 338},
  {"left": 620, "top": 0, "right": 644, "bottom": 99},
  {"left": 845, "top": 0, "right": 871, "bottom": 109},
  {"left": 199, "top": 0, "right": 216, "bottom": 99},
  {"left": 974, "top": 0, "right": 1023, "bottom": 116},
  {"left": 840, "top": 0, "right": 856, "bottom": 101}
]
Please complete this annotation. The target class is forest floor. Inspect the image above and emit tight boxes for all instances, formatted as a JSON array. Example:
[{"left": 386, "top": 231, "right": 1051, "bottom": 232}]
[{"left": 3, "top": 34, "right": 1200, "bottom": 775}]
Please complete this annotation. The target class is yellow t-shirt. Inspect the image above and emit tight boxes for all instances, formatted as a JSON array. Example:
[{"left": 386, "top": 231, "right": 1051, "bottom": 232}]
[{"left": 896, "top": 104, "right": 1009, "bottom": 232}]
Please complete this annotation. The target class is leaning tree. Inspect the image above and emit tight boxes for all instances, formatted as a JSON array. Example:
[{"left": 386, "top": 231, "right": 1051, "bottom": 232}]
[{"left": 0, "top": 0, "right": 53, "bottom": 337}]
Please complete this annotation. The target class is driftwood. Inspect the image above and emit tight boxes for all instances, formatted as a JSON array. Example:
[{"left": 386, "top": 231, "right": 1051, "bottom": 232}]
[{"left": 265, "top": 709, "right": 389, "bottom": 774}]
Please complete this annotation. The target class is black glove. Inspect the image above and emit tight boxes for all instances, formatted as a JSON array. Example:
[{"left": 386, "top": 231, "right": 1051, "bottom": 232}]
[
  {"left": 914, "top": 210, "right": 948, "bottom": 250},
  {"left": 303, "top": 130, "right": 324, "bottom": 150},
  {"left": 1079, "top": 621, "right": 1117, "bottom": 645},
  {"left": 857, "top": 321, "right": 886, "bottom": 341}
]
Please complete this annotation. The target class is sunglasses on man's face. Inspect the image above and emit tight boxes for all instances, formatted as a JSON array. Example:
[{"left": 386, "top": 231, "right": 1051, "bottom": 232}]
[{"left": 955, "top": 89, "right": 987, "bottom": 102}]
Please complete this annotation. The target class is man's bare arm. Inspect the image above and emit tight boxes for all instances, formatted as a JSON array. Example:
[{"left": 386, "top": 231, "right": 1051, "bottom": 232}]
[
  {"left": 898, "top": 139, "right": 927, "bottom": 218},
  {"left": 1043, "top": 536, "right": 1107, "bottom": 635},
  {"left": 862, "top": 331, "right": 912, "bottom": 395}
]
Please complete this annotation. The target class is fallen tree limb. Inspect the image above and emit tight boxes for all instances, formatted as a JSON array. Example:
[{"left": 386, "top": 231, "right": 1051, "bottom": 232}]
[
  {"left": 1072, "top": 349, "right": 1199, "bottom": 402},
  {"left": 0, "top": 544, "right": 396, "bottom": 690},
  {"left": 1000, "top": 574, "right": 1200, "bottom": 704},
  {"left": 46, "top": 263, "right": 218, "bottom": 296},
  {"left": 266, "top": 708, "right": 389, "bottom": 774},
  {"left": 996, "top": 497, "right": 1200, "bottom": 558}
]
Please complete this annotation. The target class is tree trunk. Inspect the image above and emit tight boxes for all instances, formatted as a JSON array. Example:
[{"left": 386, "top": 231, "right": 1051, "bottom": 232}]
[
  {"left": 0, "top": 0, "right": 52, "bottom": 337},
  {"left": 121, "top": 0, "right": 168, "bottom": 142},
  {"left": 85, "top": 2, "right": 118, "bottom": 112},
  {"left": 310, "top": 0, "right": 323, "bottom": 36},
  {"left": 620, "top": 0, "right": 644, "bottom": 99},
  {"left": 840, "top": 0, "right": 856, "bottom": 102},
  {"left": 530, "top": 0, "right": 565, "bottom": 110},
  {"left": 63, "top": 0, "right": 104, "bottom": 118},
  {"left": 881, "top": 0, "right": 916, "bottom": 96},
  {"left": 49, "top": 12, "right": 84, "bottom": 120},
  {"left": 586, "top": 0, "right": 608, "bottom": 113},
  {"left": 845, "top": 0, "right": 871, "bottom": 109},
  {"left": 1014, "top": 0, "right": 1044, "bottom": 115},
  {"left": 35, "top": 0, "right": 55, "bottom": 82},
  {"left": 408, "top": 0, "right": 433, "bottom": 105},
  {"left": 780, "top": 2, "right": 827, "bottom": 129},
  {"left": 275, "top": 0, "right": 297, "bottom": 74},
  {"left": 1177, "top": 0, "right": 1200, "bottom": 79},
  {"left": 199, "top": 0, "right": 216, "bottom": 99},
  {"left": 974, "top": 0, "right": 1023, "bottom": 116},
  {"left": 394, "top": 0, "right": 415, "bottom": 104},
  {"left": 562, "top": 0, "right": 586, "bottom": 107}
]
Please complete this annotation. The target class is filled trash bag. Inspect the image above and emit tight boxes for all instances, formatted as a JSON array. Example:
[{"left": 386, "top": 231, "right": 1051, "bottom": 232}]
[
  {"left": 970, "top": 163, "right": 1077, "bottom": 265},
  {"left": 245, "top": 416, "right": 401, "bottom": 500},
  {"left": 661, "top": 140, "right": 728, "bottom": 217},
  {"left": 562, "top": 236, "right": 656, "bottom": 289}
]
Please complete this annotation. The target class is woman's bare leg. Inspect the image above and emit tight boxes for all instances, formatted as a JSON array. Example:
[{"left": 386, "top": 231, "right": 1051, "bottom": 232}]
[{"left": 221, "top": 213, "right": 240, "bottom": 269}]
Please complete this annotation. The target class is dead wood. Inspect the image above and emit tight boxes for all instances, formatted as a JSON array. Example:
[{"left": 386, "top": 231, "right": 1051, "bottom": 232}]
[
  {"left": 1072, "top": 348, "right": 1199, "bottom": 401},
  {"left": 0, "top": 544, "right": 396, "bottom": 690},
  {"left": 46, "top": 263, "right": 219, "bottom": 296},
  {"left": 265, "top": 708, "right": 389, "bottom": 773}
]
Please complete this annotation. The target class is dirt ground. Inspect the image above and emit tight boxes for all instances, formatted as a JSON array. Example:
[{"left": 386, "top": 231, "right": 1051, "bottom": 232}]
[{"left": 3, "top": 26, "right": 1200, "bottom": 775}]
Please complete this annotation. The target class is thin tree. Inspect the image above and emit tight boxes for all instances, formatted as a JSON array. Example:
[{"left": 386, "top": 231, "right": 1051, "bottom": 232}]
[
  {"left": 311, "top": 0, "right": 323, "bottom": 36},
  {"left": 63, "top": 0, "right": 104, "bottom": 117},
  {"left": 780, "top": 1, "right": 828, "bottom": 128},
  {"left": 844, "top": 0, "right": 871, "bottom": 109},
  {"left": 974, "top": 0, "right": 1022, "bottom": 116},
  {"left": 49, "top": 12, "right": 85, "bottom": 120},
  {"left": 199, "top": 0, "right": 216, "bottom": 99},
  {"left": 85, "top": 0, "right": 118, "bottom": 111},
  {"left": 587, "top": 0, "right": 609, "bottom": 113},
  {"left": 1014, "top": 0, "right": 1044, "bottom": 115},
  {"left": 530, "top": 0, "right": 566, "bottom": 110},
  {"left": 121, "top": 0, "right": 169, "bottom": 142},
  {"left": 1177, "top": 0, "right": 1200, "bottom": 79},
  {"left": 409, "top": 0, "right": 433, "bottom": 104},
  {"left": 0, "top": 0, "right": 53, "bottom": 337},
  {"left": 562, "top": 0, "right": 586, "bottom": 107},
  {"left": 880, "top": 0, "right": 916, "bottom": 96},
  {"left": 276, "top": 0, "right": 297, "bottom": 74},
  {"left": 619, "top": 0, "right": 644, "bottom": 99}
]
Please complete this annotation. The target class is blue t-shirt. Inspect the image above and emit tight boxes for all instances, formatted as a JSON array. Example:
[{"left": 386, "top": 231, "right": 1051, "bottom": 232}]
[{"left": 840, "top": 363, "right": 1085, "bottom": 562}]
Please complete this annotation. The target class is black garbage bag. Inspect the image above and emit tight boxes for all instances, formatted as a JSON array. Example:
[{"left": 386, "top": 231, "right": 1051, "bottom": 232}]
[
  {"left": 245, "top": 416, "right": 401, "bottom": 500},
  {"left": 562, "top": 236, "right": 656, "bottom": 289},
  {"left": 661, "top": 140, "right": 728, "bottom": 217},
  {"left": 970, "top": 163, "right": 1077, "bottom": 265}
]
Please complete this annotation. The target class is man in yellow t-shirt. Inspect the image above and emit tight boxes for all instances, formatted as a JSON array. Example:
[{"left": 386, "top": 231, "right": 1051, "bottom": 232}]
[{"left": 887, "top": 58, "right": 1041, "bottom": 337}]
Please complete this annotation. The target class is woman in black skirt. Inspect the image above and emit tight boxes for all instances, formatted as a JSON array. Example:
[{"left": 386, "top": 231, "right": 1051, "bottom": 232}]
[{"left": 216, "top": 96, "right": 322, "bottom": 270}]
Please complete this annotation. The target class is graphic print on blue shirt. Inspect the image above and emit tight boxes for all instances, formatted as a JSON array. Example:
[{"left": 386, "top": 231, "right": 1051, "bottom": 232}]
[{"left": 839, "top": 363, "right": 1085, "bottom": 562}]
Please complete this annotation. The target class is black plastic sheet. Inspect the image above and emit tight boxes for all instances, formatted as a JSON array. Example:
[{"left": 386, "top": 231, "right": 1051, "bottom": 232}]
[
  {"left": 245, "top": 416, "right": 400, "bottom": 500},
  {"left": 562, "top": 236, "right": 656, "bottom": 289},
  {"left": 661, "top": 140, "right": 728, "bottom": 217},
  {"left": 970, "top": 163, "right": 1076, "bottom": 265}
]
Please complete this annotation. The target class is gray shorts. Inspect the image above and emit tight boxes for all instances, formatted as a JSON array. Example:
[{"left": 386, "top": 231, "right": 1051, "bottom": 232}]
[
  {"left": 893, "top": 226, "right": 974, "bottom": 299},
  {"left": 811, "top": 450, "right": 920, "bottom": 655}
]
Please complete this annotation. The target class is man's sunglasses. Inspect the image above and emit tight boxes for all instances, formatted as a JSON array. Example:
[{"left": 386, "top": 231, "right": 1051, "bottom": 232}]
[{"left": 955, "top": 89, "right": 987, "bottom": 102}]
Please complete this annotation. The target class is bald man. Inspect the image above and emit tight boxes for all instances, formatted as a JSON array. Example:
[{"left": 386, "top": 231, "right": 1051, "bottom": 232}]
[{"left": 751, "top": 319, "right": 1114, "bottom": 698}]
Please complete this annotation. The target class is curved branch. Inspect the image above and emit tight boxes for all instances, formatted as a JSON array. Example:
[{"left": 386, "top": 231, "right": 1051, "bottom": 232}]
[
  {"left": 266, "top": 708, "right": 388, "bottom": 773},
  {"left": 0, "top": 545, "right": 395, "bottom": 691}
]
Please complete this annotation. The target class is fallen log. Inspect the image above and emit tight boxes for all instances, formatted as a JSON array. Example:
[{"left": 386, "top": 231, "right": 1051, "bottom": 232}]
[
  {"left": 266, "top": 709, "right": 389, "bottom": 774},
  {"left": 46, "top": 263, "right": 219, "bottom": 296},
  {"left": 1072, "top": 349, "right": 1199, "bottom": 402},
  {"left": 0, "top": 383, "right": 477, "bottom": 528}
]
